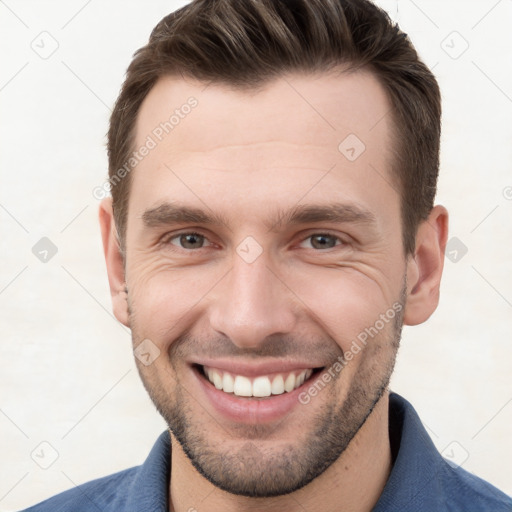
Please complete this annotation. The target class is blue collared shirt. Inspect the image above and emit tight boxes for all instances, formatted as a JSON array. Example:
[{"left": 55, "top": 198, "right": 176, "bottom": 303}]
[{"left": 20, "top": 393, "right": 512, "bottom": 511}]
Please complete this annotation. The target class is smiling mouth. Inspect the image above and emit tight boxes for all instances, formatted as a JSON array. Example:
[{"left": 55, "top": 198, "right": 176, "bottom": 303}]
[{"left": 194, "top": 364, "right": 324, "bottom": 398}]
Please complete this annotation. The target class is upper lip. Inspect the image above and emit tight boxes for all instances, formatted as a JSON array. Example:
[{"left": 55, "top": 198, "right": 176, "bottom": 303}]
[{"left": 191, "top": 358, "right": 324, "bottom": 377}]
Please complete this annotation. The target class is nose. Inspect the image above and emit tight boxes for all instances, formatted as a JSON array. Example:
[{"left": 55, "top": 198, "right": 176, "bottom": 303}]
[{"left": 208, "top": 251, "right": 297, "bottom": 349}]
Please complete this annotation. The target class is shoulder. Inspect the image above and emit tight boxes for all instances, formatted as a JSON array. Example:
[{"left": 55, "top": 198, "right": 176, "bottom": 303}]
[
  {"left": 19, "top": 466, "right": 140, "bottom": 512},
  {"left": 19, "top": 430, "right": 171, "bottom": 512},
  {"left": 440, "top": 462, "right": 512, "bottom": 511},
  {"left": 381, "top": 393, "right": 512, "bottom": 511}
]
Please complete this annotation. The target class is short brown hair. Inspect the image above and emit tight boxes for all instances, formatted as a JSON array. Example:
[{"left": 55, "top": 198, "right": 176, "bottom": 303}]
[{"left": 107, "top": 0, "right": 441, "bottom": 255}]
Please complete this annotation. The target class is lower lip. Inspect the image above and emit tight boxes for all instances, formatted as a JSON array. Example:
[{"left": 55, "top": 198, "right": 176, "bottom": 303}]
[{"left": 192, "top": 365, "right": 319, "bottom": 424}]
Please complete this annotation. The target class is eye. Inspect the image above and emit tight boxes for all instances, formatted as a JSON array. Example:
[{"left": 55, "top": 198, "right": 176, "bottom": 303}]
[
  {"left": 299, "top": 233, "right": 343, "bottom": 250},
  {"left": 167, "top": 232, "right": 212, "bottom": 250}
]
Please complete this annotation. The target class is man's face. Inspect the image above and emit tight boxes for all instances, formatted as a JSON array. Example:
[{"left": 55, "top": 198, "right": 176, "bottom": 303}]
[{"left": 118, "top": 71, "right": 410, "bottom": 496}]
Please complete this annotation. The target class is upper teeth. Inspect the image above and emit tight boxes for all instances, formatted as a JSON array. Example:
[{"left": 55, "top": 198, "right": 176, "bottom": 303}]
[{"left": 203, "top": 366, "right": 313, "bottom": 397}]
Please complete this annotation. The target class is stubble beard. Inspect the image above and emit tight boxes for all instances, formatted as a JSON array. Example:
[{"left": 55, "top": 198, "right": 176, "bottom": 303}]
[{"left": 130, "top": 284, "right": 406, "bottom": 498}]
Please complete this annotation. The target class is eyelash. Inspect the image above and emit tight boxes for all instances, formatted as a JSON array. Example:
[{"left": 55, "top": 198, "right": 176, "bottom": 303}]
[{"left": 162, "top": 231, "right": 346, "bottom": 251}]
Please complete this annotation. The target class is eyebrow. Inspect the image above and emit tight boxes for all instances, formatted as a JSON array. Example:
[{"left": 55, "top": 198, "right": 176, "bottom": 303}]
[
  {"left": 141, "top": 203, "right": 230, "bottom": 228},
  {"left": 141, "top": 202, "right": 377, "bottom": 231},
  {"left": 268, "top": 203, "right": 377, "bottom": 231}
]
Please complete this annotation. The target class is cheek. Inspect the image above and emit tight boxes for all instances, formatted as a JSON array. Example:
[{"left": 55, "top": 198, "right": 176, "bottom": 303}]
[
  {"left": 281, "top": 264, "right": 398, "bottom": 353},
  {"left": 126, "top": 248, "right": 404, "bottom": 355},
  {"left": 126, "top": 260, "right": 225, "bottom": 342}
]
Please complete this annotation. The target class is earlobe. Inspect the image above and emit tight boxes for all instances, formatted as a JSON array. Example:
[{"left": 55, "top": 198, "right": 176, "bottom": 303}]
[
  {"left": 403, "top": 205, "right": 449, "bottom": 326},
  {"left": 98, "top": 198, "right": 130, "bottom": 327}
]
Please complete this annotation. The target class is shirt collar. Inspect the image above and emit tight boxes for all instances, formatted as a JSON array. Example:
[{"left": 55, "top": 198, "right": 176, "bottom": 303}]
[
  {"left": 124, "top": 428, "right": 172, "bottom": 511},
  {"left": 373, "top": 392, "right": 444, "bottom": 511}
]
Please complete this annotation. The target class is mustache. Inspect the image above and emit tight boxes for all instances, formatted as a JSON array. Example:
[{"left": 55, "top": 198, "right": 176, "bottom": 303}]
[{"left": 169, "top": 331, "right": 344, "bottom": 366}]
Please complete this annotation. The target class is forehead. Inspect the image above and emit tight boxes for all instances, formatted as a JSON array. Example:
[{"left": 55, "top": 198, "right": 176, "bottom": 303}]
[
  {"left": 135, "top": 69, "right": 392, "bottom": 151},
  {"left": 129, "top": 70, "right": 398, "bottom": 228}
]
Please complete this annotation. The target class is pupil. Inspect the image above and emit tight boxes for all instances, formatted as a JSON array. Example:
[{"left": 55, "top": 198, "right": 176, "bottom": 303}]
[
  {"left": 182, "top": 233, "right": 202, "bottom": 248},
  {"left": 313, "top": 235, "right": 334, "bottom": 249}
]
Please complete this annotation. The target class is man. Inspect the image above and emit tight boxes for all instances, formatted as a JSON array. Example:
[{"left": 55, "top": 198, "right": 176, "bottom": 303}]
[{"left": 21, "top": 0, "right": 512, "bottom": 511}]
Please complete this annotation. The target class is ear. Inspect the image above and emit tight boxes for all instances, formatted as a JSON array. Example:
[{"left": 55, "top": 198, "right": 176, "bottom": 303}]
[
  {"left": 403, "top": 205, "right": 449, "bottom": 326},
  {"left": 99, "top": 198, "right": 130, "bottom": 327}
]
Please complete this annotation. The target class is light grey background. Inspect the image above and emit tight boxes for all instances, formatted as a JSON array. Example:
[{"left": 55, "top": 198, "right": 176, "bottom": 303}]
[{"left": 1, "top": 0, "right": 511, "bottom": 510}]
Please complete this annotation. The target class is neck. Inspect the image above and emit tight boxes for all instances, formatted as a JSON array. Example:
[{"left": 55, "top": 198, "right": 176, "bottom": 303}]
[{"left": 169, "top": 392, "right": 392, "bottom": 512}]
